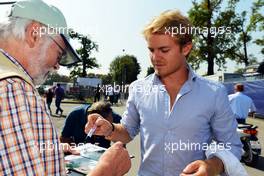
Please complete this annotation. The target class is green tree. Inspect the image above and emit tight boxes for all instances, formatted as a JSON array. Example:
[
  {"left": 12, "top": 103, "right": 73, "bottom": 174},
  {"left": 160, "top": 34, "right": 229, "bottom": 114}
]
[
  {"left": 109, "top": 55, "right": 141, "bottom": 85},
  {"left": 68, "top": 30, "right": 99, "bottom": 78},
  {"left": 249, "top": 0, "right": 264, "bottom": 55},
  {"left": 188, "top": 0, "right": 242, "bottom": 75},
  {"left": 99, "top": 74, "right": 113, "bottom": 85},
  {"left": 44, "top": 72, "right": 71, "bottom": 85},
  {"left": 235, "top": 11, "right": 252, "bottom": 66},
  {"left": 231, "top": 1, "right": 263, "bottom": 67},
  {"left": 87, "top": 73, "right": 96, "bottom": 78},
  {"left": 146, "top": 66, "right": 155, "bottom": 77},
  {"left": 234, "top": 68, "right": 245, "bottom": 74}
]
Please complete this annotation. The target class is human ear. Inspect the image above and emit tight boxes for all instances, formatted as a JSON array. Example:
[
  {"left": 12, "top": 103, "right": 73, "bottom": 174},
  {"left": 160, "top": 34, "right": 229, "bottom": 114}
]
[
  {"left": 25, "top": 22, "right": 42, "bottom": 48},
  {"left": 182, "top": 42, "right": 192, "bottom": 57}
]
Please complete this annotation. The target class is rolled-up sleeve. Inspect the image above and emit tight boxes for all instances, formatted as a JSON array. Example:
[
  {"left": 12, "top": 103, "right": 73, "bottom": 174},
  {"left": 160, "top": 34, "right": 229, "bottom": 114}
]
[{"left": 121, "top": 83, "right": 140, "bottom": 139}]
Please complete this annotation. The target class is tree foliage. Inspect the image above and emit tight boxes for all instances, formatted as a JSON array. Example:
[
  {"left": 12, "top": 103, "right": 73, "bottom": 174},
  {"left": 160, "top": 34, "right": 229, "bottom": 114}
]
[
  {"left": 146, "top": 66, "right": 155, "bottom": 77},
  {"left": 99, "top": 74, "right": 113, "bottom": 85},
  {"left": 188, "top": 0, "right": 243, "bottom": 75},
  {"left": 109, "top": 55, "right": 141, "bottom": 85},
  {"left": 249, "top": 0, "right": 264, "bottom": 55},
  {"left": 68, "top": 29, "right": 99, "bottom": 78},
  {"left": 44, "top": 72, "right": 71, "bottom": 85}
]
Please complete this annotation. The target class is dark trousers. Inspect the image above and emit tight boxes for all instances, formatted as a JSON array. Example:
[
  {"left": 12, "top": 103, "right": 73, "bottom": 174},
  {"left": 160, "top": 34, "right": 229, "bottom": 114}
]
[
  {"left": 236, "top": 118, "right": 246, "bottom": 124},
  {"left": 94, "top": 93, "right": 100, "bottom": 102},
  {"left": 55, "top": 99, "right": 63, "bottom": 114},
  {"left": 47, "top": 101, "right": 52, "bottom": 112}
]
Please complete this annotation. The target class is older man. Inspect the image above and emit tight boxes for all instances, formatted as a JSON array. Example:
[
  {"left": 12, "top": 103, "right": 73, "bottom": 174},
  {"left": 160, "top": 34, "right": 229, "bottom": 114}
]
[{"left": 0, "top": 0, "right": 130, "bottom": 175}]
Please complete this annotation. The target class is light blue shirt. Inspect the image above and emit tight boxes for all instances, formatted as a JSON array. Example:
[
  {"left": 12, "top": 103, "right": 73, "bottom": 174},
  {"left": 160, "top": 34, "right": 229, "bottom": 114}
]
[
  {"left": 228, "top": 92, "right": 256, "bottom": 119},
  {"left": 121, "top": 67, "right": 242, "bottom": 176}
]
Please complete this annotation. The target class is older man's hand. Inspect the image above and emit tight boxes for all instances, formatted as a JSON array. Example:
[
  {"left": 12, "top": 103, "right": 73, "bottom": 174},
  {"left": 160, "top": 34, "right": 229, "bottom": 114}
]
[
  {"left": 61, "top": 143, "right": 80, "bottom": 155},
  {"left": 88, "top": 141, "right": 131, "bottom": 176}
]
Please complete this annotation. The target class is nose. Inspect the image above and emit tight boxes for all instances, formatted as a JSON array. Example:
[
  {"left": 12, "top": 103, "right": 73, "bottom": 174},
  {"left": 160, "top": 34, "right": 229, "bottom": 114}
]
[
  {"left": 54, "top": 62, "right": 60, "bottom": 70},
  {"left": 151, "top": 50, "right": 161, "bottom": 61}
]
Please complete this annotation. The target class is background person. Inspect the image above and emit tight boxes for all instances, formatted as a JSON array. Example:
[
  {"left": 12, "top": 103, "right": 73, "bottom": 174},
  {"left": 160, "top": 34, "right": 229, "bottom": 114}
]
[
  {"left": 45, "top": 87, "right": 54, "bottom": 114},
  {"left": 94, "top": 84, "right": 101, "bottom": 102},
  {"left": 228, "top": 83, "right": 257, "bottom": 124},
  {"left": 60, "top": 101, "right": 122, "bottom": 148},
  {"left": 55, "top": 83, "right": 65, "bottom": 115}
]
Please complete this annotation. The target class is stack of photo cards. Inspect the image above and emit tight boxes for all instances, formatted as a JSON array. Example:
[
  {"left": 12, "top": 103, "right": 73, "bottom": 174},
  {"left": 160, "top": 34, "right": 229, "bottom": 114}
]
[{"left": 65, "top": 143, "right": 106, "bottom": 175}]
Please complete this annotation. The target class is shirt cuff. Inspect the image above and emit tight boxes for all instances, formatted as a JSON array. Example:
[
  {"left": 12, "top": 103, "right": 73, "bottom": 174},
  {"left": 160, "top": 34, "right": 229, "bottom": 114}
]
[{"left": 205, "top": 142, "right": 248, "bottom": 176}]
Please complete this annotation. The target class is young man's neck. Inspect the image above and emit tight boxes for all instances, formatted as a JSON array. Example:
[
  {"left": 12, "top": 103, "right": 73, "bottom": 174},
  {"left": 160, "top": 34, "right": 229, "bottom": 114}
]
[
  {"left": 159, "top": 66, "right": 189, "bottom": 110},
  {"left": 160, "top": 66, "right": 189, "bottom": 88}
]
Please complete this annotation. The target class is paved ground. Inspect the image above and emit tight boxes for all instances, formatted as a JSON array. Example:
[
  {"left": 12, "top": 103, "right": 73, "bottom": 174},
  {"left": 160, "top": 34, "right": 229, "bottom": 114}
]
[
  {"left": 51, "top": 102, "right": 264, "bottom": 176},
  {"left": 244, "top": 117, "right": 264, "bottom": 176}
]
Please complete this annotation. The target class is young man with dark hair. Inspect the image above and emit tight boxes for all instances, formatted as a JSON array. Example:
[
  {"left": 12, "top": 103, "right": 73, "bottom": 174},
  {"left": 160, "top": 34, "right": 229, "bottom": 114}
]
[{"left": 61, "top": 101, "right": 121, "bottom": 148}]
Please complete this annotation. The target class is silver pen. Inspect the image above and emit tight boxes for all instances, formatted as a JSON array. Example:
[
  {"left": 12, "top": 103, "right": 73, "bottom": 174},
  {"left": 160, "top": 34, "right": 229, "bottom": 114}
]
[{"left": 85, "top": 124, "right": 97, "bottom": 140}]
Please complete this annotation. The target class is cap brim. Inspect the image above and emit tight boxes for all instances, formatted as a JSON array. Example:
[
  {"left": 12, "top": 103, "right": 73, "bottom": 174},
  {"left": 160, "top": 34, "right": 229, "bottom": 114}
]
[{"left": 59, "top": 34, "right": 81, "bottom": 66}]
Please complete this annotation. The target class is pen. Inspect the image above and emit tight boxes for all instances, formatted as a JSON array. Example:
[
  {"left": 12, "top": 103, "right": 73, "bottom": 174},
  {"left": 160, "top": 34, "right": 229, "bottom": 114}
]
[
  {"left": 130, "top": 155, "right": 135, "bottom": 159},
  {"left": 85, "top": 124, "right": 97, "bottom": 140}
]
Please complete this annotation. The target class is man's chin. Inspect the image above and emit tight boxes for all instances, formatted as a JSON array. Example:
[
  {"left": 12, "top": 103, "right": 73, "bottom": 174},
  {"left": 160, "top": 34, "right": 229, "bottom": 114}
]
[
  {"left": 155, "top": 71, "right": 174, "bottom": 79},
  {"left": 155, "top": 70, "right": 165, "bottom": 77},
  {"left": 33, "top": 78, "right": 46, "bottom": 85},
  {"left": 33, "top": 73, "right": 49, "bottom": 85}
]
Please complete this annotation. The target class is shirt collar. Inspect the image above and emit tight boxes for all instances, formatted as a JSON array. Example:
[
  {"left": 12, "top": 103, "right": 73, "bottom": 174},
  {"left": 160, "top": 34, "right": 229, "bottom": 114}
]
[
  {"left": 151, "top": 64, "right": 197, "bottom": 85},
  {"left": 0, "top": 48, "right": 34, "bottom": 82}
]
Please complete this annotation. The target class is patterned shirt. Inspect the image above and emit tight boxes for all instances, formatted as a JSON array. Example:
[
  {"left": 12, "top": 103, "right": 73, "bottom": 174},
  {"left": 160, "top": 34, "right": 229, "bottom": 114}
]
[{"left": 0, "top": 49, "right": 65, "bottom": 175}]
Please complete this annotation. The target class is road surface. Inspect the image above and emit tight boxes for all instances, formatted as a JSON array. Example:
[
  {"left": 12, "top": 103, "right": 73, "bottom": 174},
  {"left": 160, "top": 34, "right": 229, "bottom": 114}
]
[{"left": 51, "top": 102, "right": 264, "bottom": 176}]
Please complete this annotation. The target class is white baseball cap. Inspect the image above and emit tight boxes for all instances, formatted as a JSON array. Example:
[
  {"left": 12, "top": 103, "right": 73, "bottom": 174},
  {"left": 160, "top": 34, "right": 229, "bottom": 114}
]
[{"left": 8, "top": 0, "right": 81, "bottom": 66}]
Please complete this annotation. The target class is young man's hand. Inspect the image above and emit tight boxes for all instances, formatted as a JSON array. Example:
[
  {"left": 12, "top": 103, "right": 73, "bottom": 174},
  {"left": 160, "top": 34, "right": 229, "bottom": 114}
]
[
  {"left": 85, "top": 113, "right": 113, "bottom": 137},
  {"left": 180, "top": 157, "right": 224, "bottom": 176}
]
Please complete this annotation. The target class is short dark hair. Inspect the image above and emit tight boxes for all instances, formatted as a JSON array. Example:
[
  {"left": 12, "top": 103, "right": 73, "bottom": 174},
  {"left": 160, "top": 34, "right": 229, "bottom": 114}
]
[
  {"left": 87, "top": 101, "right": 112, "bottom": 118},
  {"left": 235, "top": 83, "right": 244, "bottom": 92}
]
